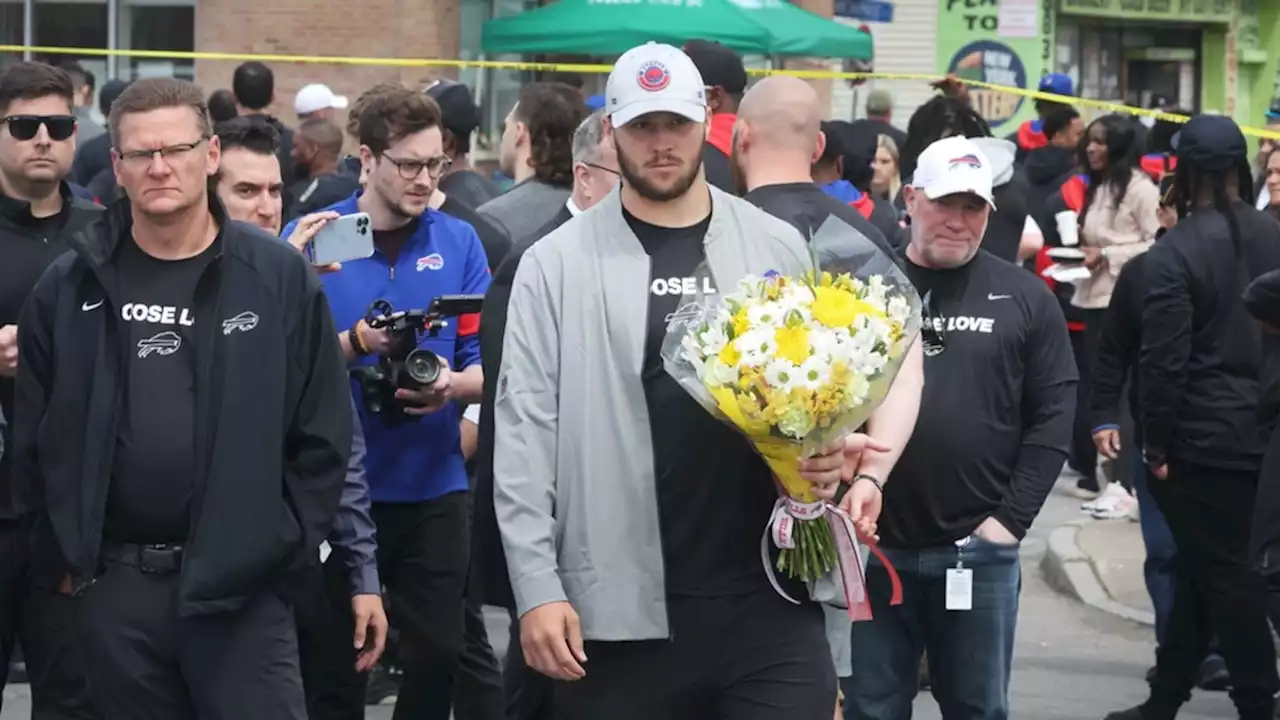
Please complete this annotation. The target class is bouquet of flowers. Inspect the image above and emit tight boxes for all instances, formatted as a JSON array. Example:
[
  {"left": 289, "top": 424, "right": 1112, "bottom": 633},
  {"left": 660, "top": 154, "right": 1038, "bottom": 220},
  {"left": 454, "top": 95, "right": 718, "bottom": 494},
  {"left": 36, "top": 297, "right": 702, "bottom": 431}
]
[{"left": 661, "top": 216, "right": 921, "bottom": 619}]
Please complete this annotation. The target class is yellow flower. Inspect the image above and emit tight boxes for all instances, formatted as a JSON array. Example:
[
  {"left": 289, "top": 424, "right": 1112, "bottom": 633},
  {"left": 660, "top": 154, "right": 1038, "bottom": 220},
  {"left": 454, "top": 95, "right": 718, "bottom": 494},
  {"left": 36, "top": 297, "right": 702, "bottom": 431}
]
[
  {"left": 773, "top": 326, "right": 810, "bottom": 365},
  {"left": 811, "top": 286, "right": 860, "bottom": 328},
  {"left": 717, "top": 342, "right": 741, "bottom": 368},
  {"left": 731, "top": 308, "right": 750, "bottom": 338}
]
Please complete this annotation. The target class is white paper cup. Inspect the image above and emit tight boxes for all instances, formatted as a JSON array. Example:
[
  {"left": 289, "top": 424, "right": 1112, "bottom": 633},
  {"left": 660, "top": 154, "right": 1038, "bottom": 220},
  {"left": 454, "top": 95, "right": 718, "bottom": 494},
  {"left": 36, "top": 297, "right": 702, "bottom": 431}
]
[{"left": 1055, "top": 210, "right": 1080, "bottom": 247}]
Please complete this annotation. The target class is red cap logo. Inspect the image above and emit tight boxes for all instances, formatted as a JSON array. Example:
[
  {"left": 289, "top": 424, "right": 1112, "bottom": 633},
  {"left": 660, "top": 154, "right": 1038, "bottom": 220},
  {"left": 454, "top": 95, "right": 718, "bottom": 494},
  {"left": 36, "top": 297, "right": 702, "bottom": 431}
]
[{"left": 637, "top": 61, "right": 671, "bottom": 92}]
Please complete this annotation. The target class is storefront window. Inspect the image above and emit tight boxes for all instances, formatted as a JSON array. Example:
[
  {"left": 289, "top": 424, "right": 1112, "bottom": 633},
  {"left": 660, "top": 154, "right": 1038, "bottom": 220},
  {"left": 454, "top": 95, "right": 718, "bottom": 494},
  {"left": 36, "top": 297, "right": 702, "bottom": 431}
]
[
  {"left": 480, "top": 0, "right": 539, "bottom": 150},
  {"left": 0, "top": 3, "right": 24, "bottom": 71},
  {"left": 119, "top": 4, "right": 195, "bottom": 81}
]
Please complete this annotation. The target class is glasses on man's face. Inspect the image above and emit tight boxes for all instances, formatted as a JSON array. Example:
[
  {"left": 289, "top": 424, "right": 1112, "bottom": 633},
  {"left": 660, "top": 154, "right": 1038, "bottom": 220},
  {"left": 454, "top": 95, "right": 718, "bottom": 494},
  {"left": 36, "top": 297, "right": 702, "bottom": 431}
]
[
  {"left": 584, "top": 162, "right": 620, "bottom": 177},
  {"left": 115, "top": 139, "right": 207, "bottom": 168},
  {"left": 921, "top": 290, "right": 947, "bottom": 357},
  {"left": 4, "top": 115, "right": 76, "bottom": 142},
  {"left": 382, "top": 154, "right": 451, "bottom": 181}
]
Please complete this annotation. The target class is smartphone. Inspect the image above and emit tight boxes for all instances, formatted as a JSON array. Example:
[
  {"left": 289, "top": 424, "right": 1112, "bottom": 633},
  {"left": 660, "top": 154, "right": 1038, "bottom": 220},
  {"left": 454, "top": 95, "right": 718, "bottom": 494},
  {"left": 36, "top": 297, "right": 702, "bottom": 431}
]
[{"left": 308, "top": 212, "right": 374, "bottom": 266}]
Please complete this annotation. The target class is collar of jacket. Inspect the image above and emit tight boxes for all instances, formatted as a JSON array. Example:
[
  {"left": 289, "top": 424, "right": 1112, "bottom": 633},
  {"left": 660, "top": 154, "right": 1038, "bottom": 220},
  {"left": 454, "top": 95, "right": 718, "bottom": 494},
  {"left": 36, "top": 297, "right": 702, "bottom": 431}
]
[
  {"left": 71, "top": 192, "right": 231, "bottom": 269},
  {"left": 0, "top": 181, "right": 77, "bottom": 225}
]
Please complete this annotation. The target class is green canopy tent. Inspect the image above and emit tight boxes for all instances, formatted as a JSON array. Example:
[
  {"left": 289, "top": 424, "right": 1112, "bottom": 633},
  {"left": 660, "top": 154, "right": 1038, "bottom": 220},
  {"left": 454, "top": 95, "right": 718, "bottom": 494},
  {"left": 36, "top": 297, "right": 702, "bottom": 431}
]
[
  {"left": 481, "top": 0, "right": 776, "bottom": 56},
  {"left": 729, "top": 0, "right": 871, "bottom": 59},
  {"left": 481, "top": 0, "right": 872, "bottom": 59}
]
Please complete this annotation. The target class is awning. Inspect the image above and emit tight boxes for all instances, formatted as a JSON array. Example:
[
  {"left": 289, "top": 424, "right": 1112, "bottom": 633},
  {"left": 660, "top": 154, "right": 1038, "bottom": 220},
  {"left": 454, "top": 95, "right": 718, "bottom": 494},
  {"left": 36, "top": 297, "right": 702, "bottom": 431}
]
[{"left": 481, "top": 0, "right": 872, "bottom": 59}]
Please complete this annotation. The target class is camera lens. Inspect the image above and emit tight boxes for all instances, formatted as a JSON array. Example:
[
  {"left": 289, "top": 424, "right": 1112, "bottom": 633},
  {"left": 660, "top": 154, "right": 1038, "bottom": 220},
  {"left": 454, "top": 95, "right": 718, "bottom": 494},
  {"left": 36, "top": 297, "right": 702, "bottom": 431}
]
[{"left": 404, "top": 349, "right": 441, "bottom": 386}]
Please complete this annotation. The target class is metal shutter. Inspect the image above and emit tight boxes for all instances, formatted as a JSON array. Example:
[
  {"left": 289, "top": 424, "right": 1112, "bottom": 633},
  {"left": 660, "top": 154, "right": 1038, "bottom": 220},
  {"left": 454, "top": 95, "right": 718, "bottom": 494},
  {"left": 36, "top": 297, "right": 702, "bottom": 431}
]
[{"left": 828, "top": 0, "right": 937, "bottom": 130}]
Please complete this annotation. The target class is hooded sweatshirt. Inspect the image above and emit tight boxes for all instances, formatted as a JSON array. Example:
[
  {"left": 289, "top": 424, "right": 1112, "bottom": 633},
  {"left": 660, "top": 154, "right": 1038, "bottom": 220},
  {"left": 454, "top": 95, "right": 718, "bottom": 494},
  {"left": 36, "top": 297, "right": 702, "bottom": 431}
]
[
  {"left": 1023, "top": 144, "right": 1077, "bottom": 225},
  {"left": 969, "top": 137, "right": 1031, "bottom": 264}
]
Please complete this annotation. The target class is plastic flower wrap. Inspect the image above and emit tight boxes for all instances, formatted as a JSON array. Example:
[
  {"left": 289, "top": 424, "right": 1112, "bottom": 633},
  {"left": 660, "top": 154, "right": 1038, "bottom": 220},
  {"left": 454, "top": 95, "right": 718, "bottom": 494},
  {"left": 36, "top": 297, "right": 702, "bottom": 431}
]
[{"left": 661, "top": 216, "right": 921, "bottom": 620}]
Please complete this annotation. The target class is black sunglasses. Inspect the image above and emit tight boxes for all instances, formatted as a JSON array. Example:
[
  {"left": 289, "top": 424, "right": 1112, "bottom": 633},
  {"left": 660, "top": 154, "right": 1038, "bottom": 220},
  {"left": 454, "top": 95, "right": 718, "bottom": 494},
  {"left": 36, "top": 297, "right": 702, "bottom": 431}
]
[
  {"left": 4, "top": 115, "right": 77, "bottom": 142},
  {"left": 921, "top": 290, "right": 947, "bottom": 357}
]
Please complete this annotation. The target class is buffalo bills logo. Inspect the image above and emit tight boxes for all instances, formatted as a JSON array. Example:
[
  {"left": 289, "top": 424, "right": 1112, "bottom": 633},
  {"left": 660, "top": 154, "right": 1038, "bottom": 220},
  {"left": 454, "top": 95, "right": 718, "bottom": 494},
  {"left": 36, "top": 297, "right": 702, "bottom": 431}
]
[
  {"left": 416, "top": 253, "right": 445, "bottom": 272},
  {"left": 948, "top": 154, "right": 983, "bottom": 170},
  {"left": 637, "top": 61, "right": 671, "bottom": 92}
]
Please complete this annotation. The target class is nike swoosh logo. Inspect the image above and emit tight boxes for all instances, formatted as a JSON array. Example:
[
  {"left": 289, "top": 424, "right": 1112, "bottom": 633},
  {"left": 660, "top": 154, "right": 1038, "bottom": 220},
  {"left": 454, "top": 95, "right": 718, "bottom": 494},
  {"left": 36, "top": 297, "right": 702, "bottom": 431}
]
[
  {"left": 987, "top": 293, "right": 1011, "bottom": 301},
  {"left": 81, "top": 299, "right": 104, "bottom": 311}
]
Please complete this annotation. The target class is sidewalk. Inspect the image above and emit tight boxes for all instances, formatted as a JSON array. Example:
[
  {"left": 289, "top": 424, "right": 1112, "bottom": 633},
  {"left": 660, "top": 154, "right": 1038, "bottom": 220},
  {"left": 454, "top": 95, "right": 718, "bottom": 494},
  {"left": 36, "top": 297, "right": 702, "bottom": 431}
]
[{"left": 1040, "top": 504, "right": 1156, "bottom": 627}]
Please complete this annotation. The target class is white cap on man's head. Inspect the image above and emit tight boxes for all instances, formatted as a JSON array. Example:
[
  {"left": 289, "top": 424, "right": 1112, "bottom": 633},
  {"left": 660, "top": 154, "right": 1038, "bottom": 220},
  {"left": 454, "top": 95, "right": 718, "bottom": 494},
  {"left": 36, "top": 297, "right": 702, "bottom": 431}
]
[
  {"left": 295, "top": 83, "right": 349, "bottom": 115},
  {"left": 910, "top": 136, "right": 997, "bottom": 209},
  {"left": 606, "top": 42, "right": 707, "bottom": 127}
]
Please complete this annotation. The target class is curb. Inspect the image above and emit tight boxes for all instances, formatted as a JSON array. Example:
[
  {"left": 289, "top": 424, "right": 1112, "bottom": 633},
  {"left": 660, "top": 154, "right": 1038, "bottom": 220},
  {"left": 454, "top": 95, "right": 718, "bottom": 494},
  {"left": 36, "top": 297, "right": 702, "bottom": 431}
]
[{"left": 1039, "top": 521, "right": 1156, "bottom": 627}]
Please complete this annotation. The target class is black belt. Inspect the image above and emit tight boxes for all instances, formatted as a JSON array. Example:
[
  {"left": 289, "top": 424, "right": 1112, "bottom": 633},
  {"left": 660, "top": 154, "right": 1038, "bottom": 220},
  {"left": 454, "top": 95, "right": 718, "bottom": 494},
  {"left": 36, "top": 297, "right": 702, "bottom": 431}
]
[{"left": 101, "top": 542, "right": 185, "bottom": 574}]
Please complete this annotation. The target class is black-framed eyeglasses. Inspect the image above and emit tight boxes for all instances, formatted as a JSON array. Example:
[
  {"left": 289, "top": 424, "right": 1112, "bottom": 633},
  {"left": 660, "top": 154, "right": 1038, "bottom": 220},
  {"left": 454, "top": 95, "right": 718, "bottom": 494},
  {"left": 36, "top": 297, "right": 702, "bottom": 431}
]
[
  {"left": 4, "top": 114, "right": 76, "bottom": 142},
  {"left": 115, "top": 138, "right": 208, "bottom": 166},
  {"left": 584, "top": 162, "right": 620, "bottom": 177},
  {"left": 921, "top": 290, "right": 947, "bottom": 357},
  {"left": 383, "top": 154, "right": 451, "bottom": 181}
]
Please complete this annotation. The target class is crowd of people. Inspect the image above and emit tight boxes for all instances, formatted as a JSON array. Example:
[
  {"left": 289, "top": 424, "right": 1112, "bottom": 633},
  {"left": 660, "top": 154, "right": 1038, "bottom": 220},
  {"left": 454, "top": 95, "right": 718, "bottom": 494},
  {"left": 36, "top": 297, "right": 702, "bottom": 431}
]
[{"left": 0, "top": 35, "right": 1278, "bottom": 720}]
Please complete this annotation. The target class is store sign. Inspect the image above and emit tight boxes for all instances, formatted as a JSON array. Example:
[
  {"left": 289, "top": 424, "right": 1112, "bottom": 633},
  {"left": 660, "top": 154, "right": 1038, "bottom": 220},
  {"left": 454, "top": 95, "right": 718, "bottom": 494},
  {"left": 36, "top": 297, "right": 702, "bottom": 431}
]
[
  {"left": 1058, "top": 0, "right": 1232, "bottom": 22},
  {"left": 935, "top": 0, "right": 1049, "bottom": 130},
  {"left": 946, "top": 40, "right": 1028, "bottom": 126},
  {"left": 833, "top": 0, "right": 893, "bottom": 22}
]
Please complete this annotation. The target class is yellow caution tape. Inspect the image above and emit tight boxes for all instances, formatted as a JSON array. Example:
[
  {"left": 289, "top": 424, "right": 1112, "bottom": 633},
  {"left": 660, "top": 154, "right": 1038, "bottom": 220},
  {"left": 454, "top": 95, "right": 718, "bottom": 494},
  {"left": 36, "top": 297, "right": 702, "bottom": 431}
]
[{"left": 4, "top": 44, "right": 1278, "bottom": 139}]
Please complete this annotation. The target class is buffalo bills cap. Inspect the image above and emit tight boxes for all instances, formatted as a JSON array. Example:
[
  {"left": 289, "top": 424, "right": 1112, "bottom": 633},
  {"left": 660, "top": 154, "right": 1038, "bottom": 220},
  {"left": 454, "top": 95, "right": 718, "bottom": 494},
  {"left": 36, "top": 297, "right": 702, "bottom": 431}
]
[
  {"left": 294, "top": 83, "right": 348, "bottom": 115},
  {"left": 606, "top": 42, "right": 707, "bottom": 127},
  {"left": 910, "top": 135, "right": 997, "bottom": 209},
  {"left": 1038, "top": 72, "right": 1074, "bottom": 97}
]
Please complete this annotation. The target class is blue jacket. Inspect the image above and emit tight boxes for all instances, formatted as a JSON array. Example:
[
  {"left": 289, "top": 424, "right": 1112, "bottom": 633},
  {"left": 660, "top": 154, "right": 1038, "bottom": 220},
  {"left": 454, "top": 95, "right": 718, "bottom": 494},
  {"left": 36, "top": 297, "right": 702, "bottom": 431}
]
[{"left": 284, "top": 194, "right": 491, "bottom": 502}]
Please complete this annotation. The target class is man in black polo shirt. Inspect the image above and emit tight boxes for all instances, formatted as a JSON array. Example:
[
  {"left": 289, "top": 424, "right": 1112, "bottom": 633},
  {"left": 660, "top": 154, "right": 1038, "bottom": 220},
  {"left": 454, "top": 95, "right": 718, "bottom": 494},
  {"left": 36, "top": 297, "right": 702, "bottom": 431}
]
[{"left": 0, "top": 60, "right": 100, "bottom": 719}]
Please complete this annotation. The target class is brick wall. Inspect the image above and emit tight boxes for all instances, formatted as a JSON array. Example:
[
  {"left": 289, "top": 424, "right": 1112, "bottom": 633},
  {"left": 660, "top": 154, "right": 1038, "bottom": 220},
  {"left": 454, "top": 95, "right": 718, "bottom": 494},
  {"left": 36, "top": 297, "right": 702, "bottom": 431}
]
[{"left": 193, "top": 0, "right": 462, "bottom": 124}]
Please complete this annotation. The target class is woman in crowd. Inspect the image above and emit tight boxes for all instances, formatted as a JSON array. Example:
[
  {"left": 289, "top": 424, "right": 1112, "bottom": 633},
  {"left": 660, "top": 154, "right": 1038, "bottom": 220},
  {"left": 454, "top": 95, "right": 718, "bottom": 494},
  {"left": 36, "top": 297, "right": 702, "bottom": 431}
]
[
  {"left": 1261, "top": 146, "right": 1280, "bottom": 222},
  {"left": 1068, "top": 114, "right": 1160, "bottom": 509},
  {"left": 871, "top": 134, "right": 900, "bottom": 201}
]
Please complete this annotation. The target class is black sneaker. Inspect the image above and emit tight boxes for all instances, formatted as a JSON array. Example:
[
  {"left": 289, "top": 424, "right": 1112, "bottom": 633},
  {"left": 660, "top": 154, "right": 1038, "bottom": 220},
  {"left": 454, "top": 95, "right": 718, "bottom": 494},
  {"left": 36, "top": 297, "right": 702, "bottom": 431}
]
[
  {"left": 1197, "top": 653, "right": 1230, "bottom": 691},
  {"left": 1104, "top": 708, "right": 1147, "bottom": 720}
]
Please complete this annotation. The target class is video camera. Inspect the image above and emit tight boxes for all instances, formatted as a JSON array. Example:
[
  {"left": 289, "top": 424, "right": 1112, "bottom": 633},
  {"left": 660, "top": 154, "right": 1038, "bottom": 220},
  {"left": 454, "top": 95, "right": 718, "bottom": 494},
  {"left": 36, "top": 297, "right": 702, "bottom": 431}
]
[{"left": 351, "top": 295, "right": 484, "bottom": 423}]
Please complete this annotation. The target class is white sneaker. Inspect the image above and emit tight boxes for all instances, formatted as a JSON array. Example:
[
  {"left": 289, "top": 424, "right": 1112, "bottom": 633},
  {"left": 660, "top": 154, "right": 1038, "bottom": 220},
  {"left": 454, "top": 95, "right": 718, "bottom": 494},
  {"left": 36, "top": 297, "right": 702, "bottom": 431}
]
[
  {"left": 1091, "top": 485, "right": 1137, "bottom": 520},
  {"left": 1082, "top": 482, "right": 1129, "bottom": 514}
]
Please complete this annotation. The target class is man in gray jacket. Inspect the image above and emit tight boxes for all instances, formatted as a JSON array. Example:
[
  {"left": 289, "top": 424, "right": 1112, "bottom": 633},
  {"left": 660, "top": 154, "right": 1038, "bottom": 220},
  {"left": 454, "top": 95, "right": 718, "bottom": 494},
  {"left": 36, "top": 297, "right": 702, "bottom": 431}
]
[{"left": 494, "top": 42, "right": 887, "bottom": 720}]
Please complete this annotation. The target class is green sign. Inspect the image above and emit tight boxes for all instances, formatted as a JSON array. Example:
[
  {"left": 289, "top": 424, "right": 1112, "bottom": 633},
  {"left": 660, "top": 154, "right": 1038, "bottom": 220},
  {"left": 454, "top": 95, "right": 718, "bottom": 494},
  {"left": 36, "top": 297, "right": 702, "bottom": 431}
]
[
  {"left": 1058, "top": 0, "right": 1233, "bottom": 22},
  {"left": 936, "top": 0, "right": 1054, "bottom": 130}
]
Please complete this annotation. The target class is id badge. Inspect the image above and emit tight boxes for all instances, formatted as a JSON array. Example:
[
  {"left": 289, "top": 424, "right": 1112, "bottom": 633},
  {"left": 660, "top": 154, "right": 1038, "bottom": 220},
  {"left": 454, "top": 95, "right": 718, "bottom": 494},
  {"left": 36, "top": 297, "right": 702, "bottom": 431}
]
[{"left": 945, "top": 568, "right": 973, "bottom": 611}]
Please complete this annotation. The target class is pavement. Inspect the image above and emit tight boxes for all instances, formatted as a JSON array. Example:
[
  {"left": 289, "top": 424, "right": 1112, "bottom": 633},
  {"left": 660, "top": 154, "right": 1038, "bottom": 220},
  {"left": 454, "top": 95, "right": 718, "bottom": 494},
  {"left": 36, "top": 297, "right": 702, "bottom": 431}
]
[{"left": 2, "top": 476, "right": 1234, "bottom": 719}]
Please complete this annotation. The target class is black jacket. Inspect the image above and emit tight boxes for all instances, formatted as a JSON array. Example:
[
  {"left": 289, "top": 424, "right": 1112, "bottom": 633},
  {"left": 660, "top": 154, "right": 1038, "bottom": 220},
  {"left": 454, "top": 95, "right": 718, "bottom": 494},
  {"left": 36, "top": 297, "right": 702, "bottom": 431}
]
[
  {"left": 0, "top": 186, "right": 104, "bottom": 518},
  {"left": 1023, "top": 145, "right": 1076, "bottom": 228},
  {"left": 1091, "top": 250, "right": 1149, "bottom": 432},
  {"left": 473, "top": 202, "right": 572, "bottom": 609},
  {"left": 703, "top": 144, "right": 734, "bottom": 194},
  {"left": 14, "top": 198, "right": 352, "bottom": 612},
  {"left": 1139, "top": 203, "right": 1280, "bottom": 470}
]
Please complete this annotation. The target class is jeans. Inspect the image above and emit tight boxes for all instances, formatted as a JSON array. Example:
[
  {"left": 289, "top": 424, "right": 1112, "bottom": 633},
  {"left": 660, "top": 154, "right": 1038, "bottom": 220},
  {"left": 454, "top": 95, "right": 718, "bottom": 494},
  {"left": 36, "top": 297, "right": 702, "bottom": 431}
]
[
  {"left": 844, "top": 535, "right": 1021, "bottom": 720},
  {"left": 1132, "top": 463, "right": 1176, "bottom": 647}
]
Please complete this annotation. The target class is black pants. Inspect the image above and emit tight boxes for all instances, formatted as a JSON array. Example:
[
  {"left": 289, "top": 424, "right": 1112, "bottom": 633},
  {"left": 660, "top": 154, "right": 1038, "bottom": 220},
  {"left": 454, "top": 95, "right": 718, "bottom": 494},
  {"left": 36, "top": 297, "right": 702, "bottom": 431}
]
[
  {"left": 0, "top": 516, "right": 97, "bottom": 719},
  {"left": 317, "top": 493, "right": 470, "bottom": 719},
  {"left": 452, "top": 601, "right": 505, "bottom": 720},
  {"left": 76, "top": 556, "right": 306, "bottom": 720},
  {"left": 504, "top": 607, "right": 554, "bottom": 720},
  {"left": 1069, "top": 325, "right": 1099, "bottom": 489},
  {"left": 1147, "top": 461, "right": 1278, "bottom": 719},
  {"left": 554, "top": 591, "right": 836, "bottom": 720},
  {"left": 296, "top": 555, "right": 367, "bottom": 720}
]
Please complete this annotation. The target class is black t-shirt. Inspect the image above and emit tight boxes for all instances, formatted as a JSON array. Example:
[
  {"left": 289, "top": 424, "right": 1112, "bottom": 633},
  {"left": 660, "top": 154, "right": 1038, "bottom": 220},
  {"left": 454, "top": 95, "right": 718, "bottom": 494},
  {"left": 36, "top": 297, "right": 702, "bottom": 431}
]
[
  {"left": 287, "top": 172, "right": 361, "bottom": 223},
  {"left": 742, "top": 182, "right": 897, "bottom": 266},
  {"left": 981, "top": 170, "right": 1032, "bottom": 264},
  {"left": 104, "top": 236, "right": 217, "bottom": 544},
  {"left": 626, "top": 206, "right": 796, "bottom": 598},
  {"left": 880, "top": 251, "right": 1076, "bottom": 548}
]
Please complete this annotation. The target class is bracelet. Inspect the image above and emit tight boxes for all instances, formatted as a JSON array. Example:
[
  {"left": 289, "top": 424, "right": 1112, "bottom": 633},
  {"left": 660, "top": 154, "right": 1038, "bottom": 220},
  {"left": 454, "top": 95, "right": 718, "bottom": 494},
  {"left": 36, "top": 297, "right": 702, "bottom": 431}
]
[
  {"left": 349, "top": 319, "right": 370, "bottom": 357},
  {"left": 852, "top": 474, "right": 883, "bottom": 493}
]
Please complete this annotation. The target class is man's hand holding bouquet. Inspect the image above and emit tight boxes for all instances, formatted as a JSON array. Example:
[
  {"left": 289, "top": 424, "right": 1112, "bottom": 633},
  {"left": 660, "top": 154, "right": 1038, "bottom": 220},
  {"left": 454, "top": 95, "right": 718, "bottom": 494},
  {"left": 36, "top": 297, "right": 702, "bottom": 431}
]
[{"left": 661, "top": 217, "right": 921, "bottom": 620}]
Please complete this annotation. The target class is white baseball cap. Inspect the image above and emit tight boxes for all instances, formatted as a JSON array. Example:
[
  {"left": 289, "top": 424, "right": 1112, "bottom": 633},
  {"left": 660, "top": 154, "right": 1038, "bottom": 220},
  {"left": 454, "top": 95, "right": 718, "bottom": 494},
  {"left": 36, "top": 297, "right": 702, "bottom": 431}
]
[
  {"left": 606, "top": 42, "right": 708, "bottom": 127},
  {"left": 910, "top": 136, "right": 997, "bottom": 209},
  {"left": 295, "top": 83, "right": 349, "bottom": 115}
]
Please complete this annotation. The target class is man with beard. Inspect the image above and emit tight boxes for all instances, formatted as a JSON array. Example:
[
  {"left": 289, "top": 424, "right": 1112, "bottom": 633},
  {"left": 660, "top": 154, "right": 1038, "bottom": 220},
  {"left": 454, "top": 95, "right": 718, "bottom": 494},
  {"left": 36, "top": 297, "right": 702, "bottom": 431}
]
[
  {"left": 472, "top": 109, "right": 618, "bottom": 720},
  {"left": 0, "top": 59, "right": 100, "bottom": 720},
  {"left": 284, "top": 86, "right": 490, "bottom": 720},
  {"left": 479, "top": 83, "right": 586, "bottom": 243},
  {"left": 495, "top": 42, "right": 886, "bottom": 720}
]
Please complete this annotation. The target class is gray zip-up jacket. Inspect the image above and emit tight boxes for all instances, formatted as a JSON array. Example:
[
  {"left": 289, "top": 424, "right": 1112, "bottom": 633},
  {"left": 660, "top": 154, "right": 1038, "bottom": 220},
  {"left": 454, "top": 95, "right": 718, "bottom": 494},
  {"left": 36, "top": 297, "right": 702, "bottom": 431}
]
[{"left": 494, "top": 186, "right": 811, "bottom": 640}]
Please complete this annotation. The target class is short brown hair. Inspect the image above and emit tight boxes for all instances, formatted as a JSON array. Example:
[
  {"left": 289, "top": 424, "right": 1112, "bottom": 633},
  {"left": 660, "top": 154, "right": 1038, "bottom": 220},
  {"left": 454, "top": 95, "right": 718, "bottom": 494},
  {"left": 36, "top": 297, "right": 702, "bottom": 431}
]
[
  {"left": 108, "top": 77, "right": 211, "bottom": 147},
  {"left": 0, "top": 62, "right": 74, "bottom": 116},
  {"left": 514, "top": 83, "right": 587, "bottom": 187},
  {"left": 347, "top": 83, "right": 403, "bottom": 140},
  {"left": 358, "top": 87, "right": 441, "bottom": 157}
]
